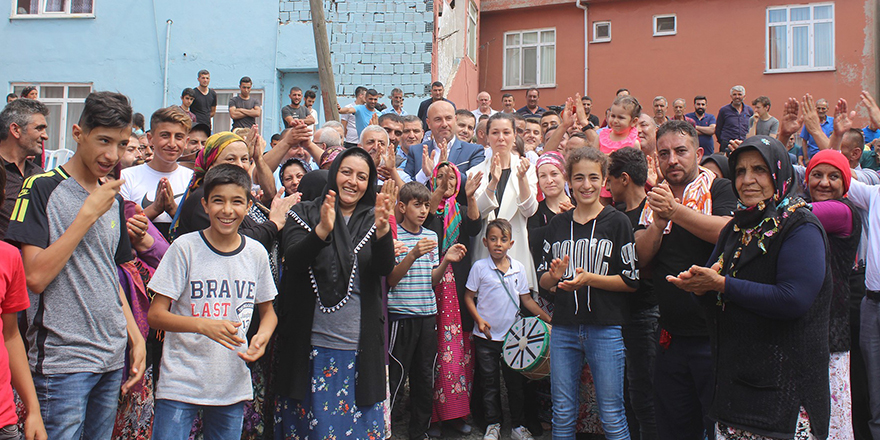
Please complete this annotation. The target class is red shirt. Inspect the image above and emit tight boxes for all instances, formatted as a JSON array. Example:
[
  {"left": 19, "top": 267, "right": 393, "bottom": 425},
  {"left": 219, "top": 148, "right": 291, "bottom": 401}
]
[{"left": 0, "top": 242, "right": 30, "bottom": 427}]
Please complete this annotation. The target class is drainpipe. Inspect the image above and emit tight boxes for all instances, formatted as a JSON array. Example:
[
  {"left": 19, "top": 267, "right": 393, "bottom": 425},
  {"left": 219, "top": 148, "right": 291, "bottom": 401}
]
[
  {"left": 575, "top": 0, "right": 587, "bottom": 94},
  {"left": 162, "top": 19, "right": 173, "bottom": 107}
]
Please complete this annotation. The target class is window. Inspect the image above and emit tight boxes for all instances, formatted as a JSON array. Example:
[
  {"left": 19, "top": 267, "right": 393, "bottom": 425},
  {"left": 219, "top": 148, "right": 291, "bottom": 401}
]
[
  {"left": 593, "top": 21, "right": 611, "bottom": 43},
  {"left": 467, "top": 1, "right": 478, "bottom": 62},
  {"left": 766, "top": 3, "right": 834, "bottom": 72},
  {"left": 13, "top": 0, "right": 93, "bottom": 17},
  {"left": 653, "top": 14, "right": 676, "bottom": 36},
  {"left": 212, "top": 89, "right": 263, "bottom": 132},
  {"left": 503, "top": 29, "right": 556, "bottom": 88},
  {"left": 11, "top": 83, "right": 91, "bottom": 151}
]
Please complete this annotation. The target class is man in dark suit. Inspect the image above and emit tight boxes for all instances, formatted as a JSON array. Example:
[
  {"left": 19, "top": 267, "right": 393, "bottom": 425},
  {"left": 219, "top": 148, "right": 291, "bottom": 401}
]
[{"left": 405, "top": 100, "right": 484, "bottom": 202}]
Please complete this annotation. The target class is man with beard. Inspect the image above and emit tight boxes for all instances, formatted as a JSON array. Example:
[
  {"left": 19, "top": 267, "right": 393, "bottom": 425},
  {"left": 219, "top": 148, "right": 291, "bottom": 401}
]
[
  {"left": 0, "top": 98, "right": 48, "bottom": 238},
  {"left": 454, "top": 109, "right": 476, "bottom": 143},
  {"left": 635, "top": 121, "right": 736, "bottom": 440},
  {"left": 501, "top": 93, "right": 516, "bottom": 114},
  {"left": 338, "top": 89, "right": 382, "bottom": 137},
  {"left": 516, "top": 88, "right": 546, "bottom": 119},
  {"left": 714, "top": 85, "right": 753, "bottom": 154},
  {"left": 382, "top": 88, "right": 407, "bottom": 117},
  {"left": 282, "top": 86, "right": 316, "bottom": 128},
  {"left": 686, "top": 96, "right": 716, "bottom": 156},
  {"left": 229, "top": 76, "right": 261, "bottom": 130},
  {"left": 396, "top": 115, "right": 425, "bottom": 178}
]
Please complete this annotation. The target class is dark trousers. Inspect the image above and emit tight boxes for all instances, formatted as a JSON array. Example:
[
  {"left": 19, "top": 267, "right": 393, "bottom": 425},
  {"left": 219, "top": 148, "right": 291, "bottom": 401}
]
[
  {"left": 474, "top": 336, "right": 525, "bottom": 427},
  {"left": 343, "top": 141, "right": 358, "bottom": 149},
  {"left": 623, "top": 305, "right": 660, "bottom": 440},
  {"left": 654, "top": 334, "right": 715, "bottom": 440},
  {"left": 850, "top": 268, "right": 872, "bottom": 440},
  {"left": 389, "top": 316, "right": 438, "bottom": 439}
]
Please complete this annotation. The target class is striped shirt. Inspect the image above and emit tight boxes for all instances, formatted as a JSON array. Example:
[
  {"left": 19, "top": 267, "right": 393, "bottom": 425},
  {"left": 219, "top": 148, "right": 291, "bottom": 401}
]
[{"left": 389, "top": 224, "right": 439, "bottom": 316}]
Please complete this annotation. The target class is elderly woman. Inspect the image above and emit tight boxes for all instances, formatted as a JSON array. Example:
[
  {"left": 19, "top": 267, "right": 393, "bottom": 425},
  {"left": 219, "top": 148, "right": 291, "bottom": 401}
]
[
  {"left": 668, "top": 136, "right": 832, "bottom": 439},
  {"left": 274, "top": 147, "right": 396, "bottom": 439}
]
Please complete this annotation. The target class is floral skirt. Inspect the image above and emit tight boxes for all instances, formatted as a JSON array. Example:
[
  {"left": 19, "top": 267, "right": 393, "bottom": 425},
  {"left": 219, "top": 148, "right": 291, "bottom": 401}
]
[
  {"left": 828, "top": 351, "right": 853, "bottom": 440},
  {"left": 274, "top": 346, "right": 385, "bottom": 440},
  {"left": 111, "top": 364, "right": 155, "bottom": 439},
  {"left": 431, "top": 267, "right": 474, "bottom": 422},
  {"left": 576, "top": 362, "right": 603, "bottom": 434},
  {"left": 716, "top": 407, "right": 816, "bottom": 440}
]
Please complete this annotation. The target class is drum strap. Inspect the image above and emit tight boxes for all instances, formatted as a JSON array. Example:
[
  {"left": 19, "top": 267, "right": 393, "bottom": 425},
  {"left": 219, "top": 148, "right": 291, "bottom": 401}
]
[{"left": 494, "top": 269, "right": 522, "bottom": 321}]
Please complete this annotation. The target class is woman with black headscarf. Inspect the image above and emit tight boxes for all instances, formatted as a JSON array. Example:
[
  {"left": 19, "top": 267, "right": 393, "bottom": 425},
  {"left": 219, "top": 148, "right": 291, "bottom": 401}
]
[
  {"left": 668, "top": 135, "right": 832, "bottom": 439},
  {"left": 273, "top": 147, "right": 396, "bottom": 439}
]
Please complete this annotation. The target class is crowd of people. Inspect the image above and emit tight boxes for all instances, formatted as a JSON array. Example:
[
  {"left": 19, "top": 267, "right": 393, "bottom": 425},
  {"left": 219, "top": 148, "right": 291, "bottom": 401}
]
[{"left": 1, "top": 72, "right": 880, "bottom": 440}]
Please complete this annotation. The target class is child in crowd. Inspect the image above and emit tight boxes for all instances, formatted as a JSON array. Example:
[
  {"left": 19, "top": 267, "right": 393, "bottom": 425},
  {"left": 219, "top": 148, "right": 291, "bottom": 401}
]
[
  {"left": 6, "top": 91, "right": 146, "bottom": 439},
  {"left": 539, "top": 147, "right": 639, "bottom": 440},
  {"left": 465, "top": 218, "right": 550, "bottom": 440},
  {"left": 0, "top": 166, "right": 46, "bottom": 440},
  {"left": 387, "top": 182, "right": 466, "bottom": 440},
  {"left": 598, "top": 96, "right": 642, "bottom": 200},
  {"left": 147, "top": 164, "right": 278, "bottom": 440}
]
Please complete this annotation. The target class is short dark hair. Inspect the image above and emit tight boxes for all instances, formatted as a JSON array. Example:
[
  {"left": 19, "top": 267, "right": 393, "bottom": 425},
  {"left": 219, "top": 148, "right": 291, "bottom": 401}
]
[
  {"left": 280, "top": 157, "right": 308, "bottom": 177},
  {"left": 355, "top": 86, "right": 368, "bottom": 97},
  {"left": 526, "top": 87, "right": 540, "bottom": 96},
  {"left": 613, "top": 96, "right": 642, "bottom": 120},
  {"left": 525, "top": 118, "right": 541, "bottom": 127},
  {"left": 78, "top": 92, "right": 133, "bottom": 133},
  {"left": 486, "top": 218, "right": 512, "bottom": 240},
  {"left": 541, "top": 110, "right": 559, "bottom": 119},
  {"left": 132, "top": 112, "right": 145, "bottom": 131},
  {"left": 5, "top": 93, "right": 16, "bottom": 101},
  {"left": 616, "top": 88, "right": 630, "bottom": 95},
  {"left": 844, "top": 128, "right": 865, "bottom": 146},
  {"left": 189, "top": 123, "right": 211, "bottom": 138},
  {"left": 431, "top": 81, "right": 444, "bottom": 89},
  {"left": 582, "top": 95, "right": 592, "bottom": 102},
  {"left": 0, "top": 98, "right": 49, "bottom": 141},
  {"left": 270, "top": 133, "right": 283, "bottom": 143},
  {"left": 366, "top": 89, "right": 379, "bottom": 97},
  {"left": 656, "top": 120, "right": 700, "bottom": 149},
  {"left": 502, "top": 93, "right": 513, "bottom": 100},
  {"left": 455, "top": 109, "right": 476, "bottom": 121},
  {"left": 378, "top": 112, "right": 403, "bottom": 125},
  {"left": 608, "top": 147, "right": 647, "bottom": 186},
  {"left": 566, "top": 146, "right": 608, "bottom": 179},
  {"left": 486, "top": 112, "right": 515, "bottom": 134},
  {"left": 751, "top": 96, "right": 771, "bottom": 108},
  {"left": 19, "top": 86, "right": 36, "bottom": 98},
  {"left": 181, "top": 88, "right": 196, "bottom": 99},
  {"left": 398, "top": 181, "right": 431, "bottom": 204},
  {"left": 239, "top": 76, "right": 252, "bottom": 85},
  {"left": 304, "top": 89, "right": 316, "bottom": 100},
  {"left": 198, "top": 69, "right": 210, "bottom": 77},
  {"left": 202, "top": 163, "right": 252, "bottom": 200},
  {"left": 289, "top": 86, "right": 302, "bottom": 94},
  {"left": 694, "top": 95, "right": 708, "bottom": 104},
  {"left": 0, "top": 162, "right": 5, "bottom": 207}
]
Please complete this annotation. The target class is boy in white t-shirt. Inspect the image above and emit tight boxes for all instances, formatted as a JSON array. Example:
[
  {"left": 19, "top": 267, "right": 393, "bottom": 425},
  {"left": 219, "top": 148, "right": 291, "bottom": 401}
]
[
  {"left": 147, "top": 164, "right": 277, "bottom": 439},
  {"left": 464, "top": 219, "right": 549, "bottom": 440},
  {"left": 120, "top": 106, "right": 194, "bottom": 239}
]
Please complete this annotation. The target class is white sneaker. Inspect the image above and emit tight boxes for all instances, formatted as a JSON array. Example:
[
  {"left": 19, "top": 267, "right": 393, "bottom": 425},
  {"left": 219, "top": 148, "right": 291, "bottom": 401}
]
[
  {"left": 511, "top": 425, "right": 535, "bottom": 440},
  {"left": 483, "top": 423, "right": 501, "bottom": 440}
]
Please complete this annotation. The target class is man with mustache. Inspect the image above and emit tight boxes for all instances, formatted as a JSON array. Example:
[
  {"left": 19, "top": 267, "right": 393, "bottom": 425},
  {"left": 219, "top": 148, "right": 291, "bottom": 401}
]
[{"left": 686, "top": 95, "right": 716, "bottom": 157}]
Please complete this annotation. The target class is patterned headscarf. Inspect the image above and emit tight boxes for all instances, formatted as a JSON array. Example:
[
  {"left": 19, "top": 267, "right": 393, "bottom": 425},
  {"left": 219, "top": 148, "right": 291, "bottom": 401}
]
[
  {"left": 430, "top": 161, "right": 462, "bottom": 253},
  {"left": 536, "top": 151, "right": 566, "bottom": 177},
  {"left": 169, "top": 131, "right": 245, "bottom": 239}
]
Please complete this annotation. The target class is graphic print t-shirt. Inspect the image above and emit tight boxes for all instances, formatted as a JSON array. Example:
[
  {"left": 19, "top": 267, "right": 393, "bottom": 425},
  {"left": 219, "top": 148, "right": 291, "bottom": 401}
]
[
  {"left": 120, "top": 164, "right": 193, "bottom": 237},
  {"left": 148, "top": 231, "right": 277, "bottom": 405}
]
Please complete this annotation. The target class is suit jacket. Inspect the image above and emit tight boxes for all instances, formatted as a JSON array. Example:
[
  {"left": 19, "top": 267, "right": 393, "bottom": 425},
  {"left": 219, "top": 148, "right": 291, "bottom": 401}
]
[{"left": 403, "top": 137, "right": 485, "bottom": 193}]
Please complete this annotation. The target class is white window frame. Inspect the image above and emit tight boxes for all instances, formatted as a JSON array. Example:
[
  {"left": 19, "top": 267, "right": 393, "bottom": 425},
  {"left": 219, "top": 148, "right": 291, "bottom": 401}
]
[
  {"left": 592, "top": 21, "right": 611, "bottom": 43},
  {"left": 765, "top": 2, "right": 835, "bottom": 73},
  {"left": 653, "top": 14, "right": 677, "bottom": 36},
  {"left": 212, "top": 89, "right": 264, "bottom": 132},
  {"left": 502, "top": 28, "right": 556, "bottom": 90},
  {"left": 467, "top": 1, "right": 478, "bottom": 62},
  {"left": 11, "top": 0, "right": 95, "bottom": 18},
  {"left": 10, "top": 83, "right": 92, "bottom": 151}
]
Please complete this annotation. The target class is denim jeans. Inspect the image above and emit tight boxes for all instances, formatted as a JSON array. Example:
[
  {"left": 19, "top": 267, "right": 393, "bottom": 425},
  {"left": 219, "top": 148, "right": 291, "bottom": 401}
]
[
  {"left": 860, "top": 296, "right": 880, "bottom": 439},
  {"left": 623, "top": 305, "right": 660, "bottom": 440},
  {"left": 550, "top": 324, "right": 629, "bottom": 440},
  {"left": 153, "top": 399, "right": 245, "bottom": 440},
  {"left": 0, "top": 425, "right": 18, "bottom": 440},
  {"left": 32, "top": 368, "right": 123, "bottom": 440}
]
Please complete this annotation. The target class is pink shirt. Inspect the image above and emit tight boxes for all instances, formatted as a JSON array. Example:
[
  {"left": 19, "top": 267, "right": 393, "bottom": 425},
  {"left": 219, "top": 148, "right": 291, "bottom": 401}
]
[{"left": 599, "top": 126, "right": 639, "bottom": 155}]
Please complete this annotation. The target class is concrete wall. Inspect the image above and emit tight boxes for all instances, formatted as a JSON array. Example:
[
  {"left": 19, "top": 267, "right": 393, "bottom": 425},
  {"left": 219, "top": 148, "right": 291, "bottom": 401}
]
[
  {"left": 479, "top": 2, "right": 586, "bottom": 109},
  {"left": 440, "top": 0, "right": 482, "bottom": 112},
  {"left": 582, "top": 0, "right": 877, "bottom": 126}
]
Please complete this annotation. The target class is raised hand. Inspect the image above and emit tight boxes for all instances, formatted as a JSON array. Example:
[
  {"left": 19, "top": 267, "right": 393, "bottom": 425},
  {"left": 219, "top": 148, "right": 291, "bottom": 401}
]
[
  {"left": 198, "top": 319, "right": 245, "bottom": 350},
  {"left": 422, "top": 145, "right": 436, "bottom": 178},
  {"left": 370, "top": 112, "right": 379, "bottom": 126},
  {"left": 802, "top": 94, "right": 821, "bottom": 133},
  {"left": 393, "top": 240, "right": 408, "bottom": 257},
  {"left": 777, "top": 97, "right": 804, "bottom": 144},
  {"left": 161, "top": 178, "right": 177, "bottom": 215},
  {"left": 315, "top": 190, "right": 337, "bottom": 240},
  {"left": 282, "top": 120, "right": 312, "bottom": 147},
  {"left": 465, "top": 171, "right": 483, "bottom": 199},
  {"left": 83, "top": 179, "right": 126, "bottom": 219},
  {"left": 381, "top": 177, "right": 399, "bottom": 204},
  {"left": 516, "top": 156, "right": 531, "bottom": 180},
  {"left": 127, "top": 206, "right": 154, "bottom": 252},
  {"left": 559, "top": 199, "right": 575, "bottom": 212},
  {"left": 646, "top": 153, "right": 659, "bottom": 187},
  {"left": 647, "top": 182, "right": 678, "bottom": 221},
  {"left": 269, "top": 190, "right": 301, "bottom": 230},
  {"left": 437, "top": 137, "right": 449, "bottom": 164},
  {"left": 665, "top": 262, "right": 724, "bottom": 296},
  {"left": 558, "top": 267, "right": 590, "bottom": 291},
  {"left": 574, "top": 93, "right": 590, "bottom": 127},
  {"left": 489, "top": 153, "right": 502, "bottom": 183},
  {"left": 561, "top": 97, "right": 575, "bottom": 129},
  {"left": 410, "top": 237, "right": 438, "bottom": 258},
  {"left": 860, "top": 91, "right": 880, "bottom": 129},
  {"left": 374, "top": 192, "right": 394, "bottom": 237},
  {"left": 548, "top": 255, "right": 570, "bottom": 281},
  {"left": 727, "top": 139, "right": 743, "bottom": 152},
  {"left": 444, "top": 243, "right": 467, "bottom": 263},
  {"left": 832, "top": 98, "right": 855, "bottom": 136}
]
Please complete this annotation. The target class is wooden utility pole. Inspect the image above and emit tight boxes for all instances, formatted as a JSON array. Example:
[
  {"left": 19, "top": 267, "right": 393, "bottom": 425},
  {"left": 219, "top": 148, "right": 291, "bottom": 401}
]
[{"left": 309, "top": 0, "right": 339, "bottom": 121}]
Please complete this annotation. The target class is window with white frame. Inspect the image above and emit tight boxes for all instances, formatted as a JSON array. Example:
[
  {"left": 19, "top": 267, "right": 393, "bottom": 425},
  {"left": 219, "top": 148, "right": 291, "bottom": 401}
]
[
  {"left": 593, "top": 21, "right": 611, "bottom": 43},
  {"left": 467, "top": 1, "right": 478, "bottom": 62},
  {"left": 11, "top": 83, "right": 91, "bottom": 151},
  {"left": 766, "top": 3, "right": 834, "bottom": 72},
  {"left": 13, "top": 0, "right": 94, "bottom": 17},
  {"left": 212, "top": 89, "right": 263, "bottom": 132},
  {"left": 504, "top": 29, "right": 556, "bottom": 88},
  {"left": 653, "top": 15, "right": 676, "bottom": 36}
]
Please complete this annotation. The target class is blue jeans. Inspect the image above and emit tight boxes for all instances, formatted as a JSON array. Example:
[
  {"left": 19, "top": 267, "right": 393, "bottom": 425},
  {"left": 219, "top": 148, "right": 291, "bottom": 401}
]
[
  {"left": 860, "top": 296, "right": 880, "bottom": 439},
  {"left": 32, "top": 368, "right": 123, "bottom": 439},
  {"left": 550, "top": 324, "right": 629, "bottom": 440},
  {"left": 153, "top": 399, "right": 245, "bottom": 440}
]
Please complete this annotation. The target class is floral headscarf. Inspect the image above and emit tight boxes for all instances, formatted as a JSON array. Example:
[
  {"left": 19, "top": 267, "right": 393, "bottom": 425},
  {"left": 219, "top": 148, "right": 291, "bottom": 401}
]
[{"left": 430, "top": 161, "right": 462, "bottom": 254}]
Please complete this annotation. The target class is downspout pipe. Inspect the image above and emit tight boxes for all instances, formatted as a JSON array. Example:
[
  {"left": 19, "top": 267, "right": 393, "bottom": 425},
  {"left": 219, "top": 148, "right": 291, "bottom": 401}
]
[
  {"left": 162, "top": 19, "right": 173, "bottom": 108},
  {"left": 575, "top": 0, "right": 587, "bottom": 94}
]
